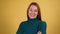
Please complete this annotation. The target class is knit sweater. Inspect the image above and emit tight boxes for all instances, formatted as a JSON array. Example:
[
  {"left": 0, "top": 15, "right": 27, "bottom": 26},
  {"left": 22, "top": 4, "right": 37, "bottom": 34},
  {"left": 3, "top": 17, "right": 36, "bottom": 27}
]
[{"left": 16, "top": 18, "right": 47, "bottom": 34}]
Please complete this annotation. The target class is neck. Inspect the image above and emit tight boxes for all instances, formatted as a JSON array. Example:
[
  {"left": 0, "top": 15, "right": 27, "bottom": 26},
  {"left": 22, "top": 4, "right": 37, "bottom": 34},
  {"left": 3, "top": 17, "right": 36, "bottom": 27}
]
[{"left": 28, "top": 18, "right": 39, "bottom": 21}]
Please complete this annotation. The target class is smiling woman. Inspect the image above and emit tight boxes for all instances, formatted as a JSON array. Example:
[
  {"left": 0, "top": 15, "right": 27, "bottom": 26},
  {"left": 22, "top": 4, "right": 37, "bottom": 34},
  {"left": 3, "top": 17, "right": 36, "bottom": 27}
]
[
  {"left": 16, "top": 2, "right": 47, "bottom": 34},
  {"left": 0, "top": 0, "right": 60, "bottom": 34}
]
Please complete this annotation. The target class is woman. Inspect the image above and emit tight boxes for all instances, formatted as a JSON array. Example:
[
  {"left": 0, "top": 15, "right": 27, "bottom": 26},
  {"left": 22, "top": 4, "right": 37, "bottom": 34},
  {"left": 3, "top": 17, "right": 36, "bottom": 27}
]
[{"left": 16, "top": 2, "right": 47, "bottom": 34}]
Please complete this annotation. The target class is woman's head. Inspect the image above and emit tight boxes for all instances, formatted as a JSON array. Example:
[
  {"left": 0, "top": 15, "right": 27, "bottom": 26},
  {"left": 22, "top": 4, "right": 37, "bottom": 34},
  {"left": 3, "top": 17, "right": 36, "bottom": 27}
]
[{"left": 27, "top": 2, "right": 41, "bottom": 20}]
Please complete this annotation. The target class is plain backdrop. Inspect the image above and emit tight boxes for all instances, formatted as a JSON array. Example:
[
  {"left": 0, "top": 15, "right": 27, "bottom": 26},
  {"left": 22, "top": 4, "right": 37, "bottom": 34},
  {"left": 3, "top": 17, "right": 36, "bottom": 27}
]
[{"left": 0, "top": 0, "right": 60, "bottom": 34}]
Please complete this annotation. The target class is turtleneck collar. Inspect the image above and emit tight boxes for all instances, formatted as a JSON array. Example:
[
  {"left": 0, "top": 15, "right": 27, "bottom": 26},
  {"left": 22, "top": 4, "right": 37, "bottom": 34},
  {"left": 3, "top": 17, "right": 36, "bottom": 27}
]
[{"left": 28, "top": 18, "right": 40, "bottom": 21}]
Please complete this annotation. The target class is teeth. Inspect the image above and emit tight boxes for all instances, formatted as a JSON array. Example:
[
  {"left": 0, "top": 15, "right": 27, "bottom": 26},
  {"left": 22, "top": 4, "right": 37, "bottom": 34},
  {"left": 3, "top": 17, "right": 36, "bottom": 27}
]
[{"left": 31, "top": 14, "right": 35, "bottom": 17}]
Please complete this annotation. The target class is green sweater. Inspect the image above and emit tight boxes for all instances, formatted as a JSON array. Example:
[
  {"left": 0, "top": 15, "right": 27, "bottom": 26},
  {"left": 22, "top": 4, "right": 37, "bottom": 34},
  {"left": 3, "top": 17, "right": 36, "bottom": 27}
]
[{"left": 16, "top": 18, "right": 47, "bottom": 34}]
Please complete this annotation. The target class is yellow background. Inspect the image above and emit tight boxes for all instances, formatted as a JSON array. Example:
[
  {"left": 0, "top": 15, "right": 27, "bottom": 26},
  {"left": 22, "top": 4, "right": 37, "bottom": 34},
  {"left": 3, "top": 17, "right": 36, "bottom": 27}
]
[{"left": 0, "top": 0, "right": 60, "bottom": 34}]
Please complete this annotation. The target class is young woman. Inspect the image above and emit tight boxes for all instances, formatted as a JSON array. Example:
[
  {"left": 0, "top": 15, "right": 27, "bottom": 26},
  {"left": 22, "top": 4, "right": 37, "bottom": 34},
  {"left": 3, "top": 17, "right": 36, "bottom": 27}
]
[{"left": 16, "top": 2, "right": 47, "bottom": 34}]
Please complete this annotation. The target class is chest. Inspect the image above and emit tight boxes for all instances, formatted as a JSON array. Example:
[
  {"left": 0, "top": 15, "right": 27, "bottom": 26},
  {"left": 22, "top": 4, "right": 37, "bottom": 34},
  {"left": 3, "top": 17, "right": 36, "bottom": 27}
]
[{"left": 23, "top": 22, "right": 40, "bottom": 32}]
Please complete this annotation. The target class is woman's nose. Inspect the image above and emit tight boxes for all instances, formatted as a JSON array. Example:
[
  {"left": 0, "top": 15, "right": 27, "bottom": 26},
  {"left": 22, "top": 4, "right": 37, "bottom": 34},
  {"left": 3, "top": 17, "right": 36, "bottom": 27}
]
[{"left": 32, "top": 10, "right": 35, "bottom": 13}]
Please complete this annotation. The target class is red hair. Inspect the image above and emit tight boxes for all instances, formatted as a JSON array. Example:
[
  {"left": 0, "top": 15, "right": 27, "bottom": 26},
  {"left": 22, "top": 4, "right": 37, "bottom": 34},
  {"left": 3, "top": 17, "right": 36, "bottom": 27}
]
[{"left": 27, "top": 2, "right": 42, "bottom": 20}]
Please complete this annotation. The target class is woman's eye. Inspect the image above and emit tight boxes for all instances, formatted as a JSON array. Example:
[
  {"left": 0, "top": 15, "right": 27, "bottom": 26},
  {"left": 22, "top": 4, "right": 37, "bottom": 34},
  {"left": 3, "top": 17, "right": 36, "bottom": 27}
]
[
  {"left": 34, "top": 10, "right": 38, "bottom": 12},
  {"left": 29, "top": 9, "right": 32, "bottom": 11}
]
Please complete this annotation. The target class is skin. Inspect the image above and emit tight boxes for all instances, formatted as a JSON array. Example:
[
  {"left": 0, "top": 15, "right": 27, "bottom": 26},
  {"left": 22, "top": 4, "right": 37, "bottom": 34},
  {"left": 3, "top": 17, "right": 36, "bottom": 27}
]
[
  {"left": 28, "top": 5, "right": 38, "bottom": 19},
  {"left": 28, "top": 5, "right": 42, "bottom": 34}
]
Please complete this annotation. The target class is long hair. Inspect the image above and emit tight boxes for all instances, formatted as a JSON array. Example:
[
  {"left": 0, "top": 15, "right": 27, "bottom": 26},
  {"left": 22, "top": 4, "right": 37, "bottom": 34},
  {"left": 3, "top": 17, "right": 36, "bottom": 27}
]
[{"left": 27, "top": 2, "right": 42, "bottom": 21}]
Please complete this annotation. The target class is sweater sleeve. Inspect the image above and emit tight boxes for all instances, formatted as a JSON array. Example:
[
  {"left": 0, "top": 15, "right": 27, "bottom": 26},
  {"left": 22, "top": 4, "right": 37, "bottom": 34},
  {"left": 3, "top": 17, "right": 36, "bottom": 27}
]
[
  {"left": 38, "top": 21, "right": 47, "bottom": 34},
  {"left": 41, "top": 21, "right": 47, "bottom": 34},
  {"left": 16, "top": 22, "right": 24, "bottom": 34}
]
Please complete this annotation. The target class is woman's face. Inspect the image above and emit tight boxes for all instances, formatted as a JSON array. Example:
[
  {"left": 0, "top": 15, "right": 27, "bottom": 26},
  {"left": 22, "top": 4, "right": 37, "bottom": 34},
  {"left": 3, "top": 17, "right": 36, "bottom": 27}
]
[{"left": 28, "top": 5, "right": 38, "bottom": 19}]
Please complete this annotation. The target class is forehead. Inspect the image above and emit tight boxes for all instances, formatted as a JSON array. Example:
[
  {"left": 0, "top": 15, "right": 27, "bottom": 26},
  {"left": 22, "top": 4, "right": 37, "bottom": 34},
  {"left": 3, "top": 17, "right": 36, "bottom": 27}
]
[{"left": 29, "top": 5, "right": 38, "bottom": 9}]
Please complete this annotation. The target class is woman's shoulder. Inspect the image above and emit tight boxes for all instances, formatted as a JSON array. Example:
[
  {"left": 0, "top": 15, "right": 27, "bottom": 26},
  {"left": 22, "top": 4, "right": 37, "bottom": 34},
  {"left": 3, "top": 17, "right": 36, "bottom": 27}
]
[
  {"left": 39, "top": 20, "right": 47, "bottom": 26},
  {"left": 20, "top": 20, "right": 28, "bottom": 25},
  {"left": 40, "top": 20, "right": 46, "bottom": 23}
]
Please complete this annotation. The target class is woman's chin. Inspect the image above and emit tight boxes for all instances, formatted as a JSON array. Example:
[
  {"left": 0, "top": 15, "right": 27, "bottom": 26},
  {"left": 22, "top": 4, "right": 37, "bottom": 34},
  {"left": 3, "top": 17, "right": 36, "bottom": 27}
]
[{"left": 29, "top": 17, "right": 36, "bottom": 19}]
